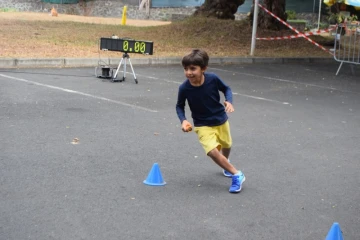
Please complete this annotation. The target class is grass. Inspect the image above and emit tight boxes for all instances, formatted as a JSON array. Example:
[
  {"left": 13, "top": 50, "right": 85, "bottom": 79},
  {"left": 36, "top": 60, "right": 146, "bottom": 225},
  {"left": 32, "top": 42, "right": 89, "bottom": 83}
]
[
  {"left": 287, "top": 19, "right": 308, "bottom": 23},
  {"left": 0, "top": 15, "right": 334, "bottom": 58},
  {"left": 0, "top": 8, "right": 18, "bottom": 12}
]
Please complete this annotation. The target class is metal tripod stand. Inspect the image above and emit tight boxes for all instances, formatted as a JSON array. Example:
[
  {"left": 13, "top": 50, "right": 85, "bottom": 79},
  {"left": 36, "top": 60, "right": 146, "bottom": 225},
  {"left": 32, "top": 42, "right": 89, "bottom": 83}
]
[{"left": 112, "top": 52, "right": 138, "bottom": 84}]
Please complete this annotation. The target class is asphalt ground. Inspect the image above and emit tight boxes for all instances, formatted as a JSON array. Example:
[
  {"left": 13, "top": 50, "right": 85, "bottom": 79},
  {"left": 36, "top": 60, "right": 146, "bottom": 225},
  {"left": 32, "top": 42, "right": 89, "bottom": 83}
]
[{"left": 0, "top": 62, "right": 359, "bottom": 240}]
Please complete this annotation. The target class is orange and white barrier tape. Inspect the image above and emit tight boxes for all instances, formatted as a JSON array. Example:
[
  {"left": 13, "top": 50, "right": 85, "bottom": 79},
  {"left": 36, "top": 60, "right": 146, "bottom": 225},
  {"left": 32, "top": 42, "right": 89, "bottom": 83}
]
[
  {"left": 256, "top": 35, "right": 301, "bottom": 40},
  {"left": 257, "top": 3, "right": 334, "bottom": 55},
  {"left": 306, "top": 26, "right": 337, "bottom": 35},
  {"left": 257, "top": 26, "right": 337, "bottom": 40}
]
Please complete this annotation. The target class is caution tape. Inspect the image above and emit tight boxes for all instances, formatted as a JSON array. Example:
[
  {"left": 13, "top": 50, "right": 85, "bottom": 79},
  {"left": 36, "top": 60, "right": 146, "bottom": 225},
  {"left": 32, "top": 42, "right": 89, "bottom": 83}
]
[
  {"left": 306, "top": 26, "right": 337, "bottom": 35},
  {"left": 257, "top": 26, "right": 337, "bottom": 40},
  {"left": 257, "top": 3, "right": 334, "bottom": 55},
  {"left": 257, "top": 35, "right": 300, "bottom": 40}
]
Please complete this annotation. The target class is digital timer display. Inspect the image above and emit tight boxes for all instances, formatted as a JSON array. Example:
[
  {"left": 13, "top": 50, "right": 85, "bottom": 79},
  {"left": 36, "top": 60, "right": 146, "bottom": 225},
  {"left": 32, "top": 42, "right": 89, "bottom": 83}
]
[{"left": 100, "top": 38, "right": 153, "bottom": 55}]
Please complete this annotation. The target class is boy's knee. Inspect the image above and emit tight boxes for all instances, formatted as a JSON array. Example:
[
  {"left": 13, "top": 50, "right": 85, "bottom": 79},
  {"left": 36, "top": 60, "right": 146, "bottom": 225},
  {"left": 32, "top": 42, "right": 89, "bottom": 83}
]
[{"left": 207, "top": 146, "right": 221, "bottom": 157}]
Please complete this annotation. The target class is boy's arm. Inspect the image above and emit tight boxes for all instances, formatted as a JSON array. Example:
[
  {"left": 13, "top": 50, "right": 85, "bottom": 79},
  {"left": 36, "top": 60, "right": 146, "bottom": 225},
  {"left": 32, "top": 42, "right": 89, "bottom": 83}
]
[
  {"left": 217, "top": 77, "right": 233, "bottom": 104},
  {"left": 216, "top": 76, "right": 234, "bottom": 112},
  {"left": 176, "top": 87, "right": 193, "bottom": 132},
  {"left": 175, "top": 86, "right": 187, "bottom": 123}
]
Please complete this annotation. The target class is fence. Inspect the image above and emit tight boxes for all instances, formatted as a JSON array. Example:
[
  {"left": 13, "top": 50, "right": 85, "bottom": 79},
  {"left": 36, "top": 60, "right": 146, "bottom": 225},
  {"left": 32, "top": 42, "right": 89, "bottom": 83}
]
[{"left": 333, "top": 22, "right": 360, "bottom": 75}]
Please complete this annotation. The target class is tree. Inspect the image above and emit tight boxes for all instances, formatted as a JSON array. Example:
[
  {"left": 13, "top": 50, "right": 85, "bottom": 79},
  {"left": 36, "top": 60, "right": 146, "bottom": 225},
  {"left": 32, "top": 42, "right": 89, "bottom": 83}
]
[
  {"left": 193, "top": 0, "right": 245, "bottom": 20},
  {"left": 193, "top": 0, "right": 287, "bottom": 30},
  {"left": 249, "top": 0, "right": 287, "bottom": 30}
]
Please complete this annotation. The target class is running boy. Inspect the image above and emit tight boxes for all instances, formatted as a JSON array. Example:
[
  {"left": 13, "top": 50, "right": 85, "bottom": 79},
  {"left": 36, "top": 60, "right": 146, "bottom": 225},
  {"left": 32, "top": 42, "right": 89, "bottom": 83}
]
[{"left": 175, "top": 49, "right": 245, "bottom": 193}]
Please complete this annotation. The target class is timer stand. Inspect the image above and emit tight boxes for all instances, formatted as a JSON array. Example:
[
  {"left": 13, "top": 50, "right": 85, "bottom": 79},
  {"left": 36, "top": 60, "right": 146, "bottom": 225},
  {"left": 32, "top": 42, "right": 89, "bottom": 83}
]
[
  {"left": 96, "top": 37, "right": 153, "bottom": 84},
  {"left": 112, "top": 52, "right": 138, "bottom": 84}
]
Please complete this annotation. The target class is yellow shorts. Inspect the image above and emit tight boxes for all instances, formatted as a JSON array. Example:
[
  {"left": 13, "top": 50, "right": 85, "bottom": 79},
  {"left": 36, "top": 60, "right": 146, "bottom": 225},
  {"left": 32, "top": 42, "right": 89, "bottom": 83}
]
[{"left": 194, "top": 121, "right": 232, "bottom": 155}]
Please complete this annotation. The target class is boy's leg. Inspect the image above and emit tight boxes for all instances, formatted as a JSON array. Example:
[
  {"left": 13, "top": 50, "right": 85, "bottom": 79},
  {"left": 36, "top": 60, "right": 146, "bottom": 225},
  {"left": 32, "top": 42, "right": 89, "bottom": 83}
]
[
  {"left": 221, "top": 148, "right": 233, "bottom": 177},
  {"left": 208, "top": 147, "right": 245, "bottom": 193},
  {"left": 221, "top": 148, "right": 231, "bottom": 159},
  {"left": 219, "top": 122, "right": 234, "bottom": 176},
  {"left": 194, "top": 123, "right": 245, "bottom": 193},
  {"left": 217, "top": 121, "right": 245, "bottom": 193},
  {"left": 207, "top": 148, "right": 238, "bottom": 175},
  {"left": 194, "top": 122, "right": 235, "bottom": 174}
]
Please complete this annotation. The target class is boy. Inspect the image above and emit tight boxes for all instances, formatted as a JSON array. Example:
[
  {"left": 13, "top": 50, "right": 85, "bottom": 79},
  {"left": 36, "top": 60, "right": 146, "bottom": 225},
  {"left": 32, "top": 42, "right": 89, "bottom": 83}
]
[{"left": 175, "top": 49, "right": 245, "bottom": 193}]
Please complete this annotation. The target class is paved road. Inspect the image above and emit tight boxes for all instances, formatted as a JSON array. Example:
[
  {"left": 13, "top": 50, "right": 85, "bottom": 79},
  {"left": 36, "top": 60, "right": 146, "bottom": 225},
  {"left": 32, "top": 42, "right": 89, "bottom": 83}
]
[{"left": 1, "top": 62, "right": 359, "bottom": 240}]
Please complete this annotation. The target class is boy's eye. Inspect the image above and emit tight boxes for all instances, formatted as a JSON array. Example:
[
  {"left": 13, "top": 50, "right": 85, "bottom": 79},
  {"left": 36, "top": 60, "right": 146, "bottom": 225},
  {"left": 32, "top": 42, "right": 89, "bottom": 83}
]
[{"left": 184, "top": 65, "right": 199, "bottom": 71}]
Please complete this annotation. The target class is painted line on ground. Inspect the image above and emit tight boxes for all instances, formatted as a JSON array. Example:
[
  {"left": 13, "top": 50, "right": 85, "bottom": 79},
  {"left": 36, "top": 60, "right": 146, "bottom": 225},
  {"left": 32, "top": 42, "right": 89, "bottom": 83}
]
[
  {"left": 124, "top": 72, "right": 183, "bottom": 84},
  {"left": 233, "top": 92, "right": 289, "bottom": 105},
  {"left": 209, "top": 67, "right": 360, "bottom": 95},
  {"left": 132, "top": 72, "right": 289, "bottom": 105},
  {"left": 0, "top": 73, "right": 158, "bottom": 113}
]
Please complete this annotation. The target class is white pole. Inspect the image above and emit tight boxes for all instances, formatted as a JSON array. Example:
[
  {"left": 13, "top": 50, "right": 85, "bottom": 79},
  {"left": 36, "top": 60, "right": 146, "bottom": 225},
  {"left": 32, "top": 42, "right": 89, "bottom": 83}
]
[
  {"left": 250, "top": 0, "right": 260, "bottom": 56},
  {"left": 313, "top": 0, "right": 316, "bottom": 13},
  {"left": 139, "top": 0, "right": 147, "bottom": 10},
  {"left": 317, "top": 0, "right": 322, "bottom": 30}
]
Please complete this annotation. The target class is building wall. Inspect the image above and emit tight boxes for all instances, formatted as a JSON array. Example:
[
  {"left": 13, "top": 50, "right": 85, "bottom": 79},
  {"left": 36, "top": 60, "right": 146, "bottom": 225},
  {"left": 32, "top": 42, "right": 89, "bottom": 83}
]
[
  {"left": 152, "top": 0, "right": 319, "bottom": 13},
  {"left": 0, "top": 0, "right": 319, "bottom": 22}
]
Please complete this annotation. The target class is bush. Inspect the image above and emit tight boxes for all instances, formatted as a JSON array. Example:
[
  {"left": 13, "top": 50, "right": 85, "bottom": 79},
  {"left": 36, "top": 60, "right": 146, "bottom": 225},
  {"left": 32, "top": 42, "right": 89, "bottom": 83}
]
[
  {"left": 286, "top": 10, "right": 297, "bottom": 20},
  {"left": 0, "top": 8, "right": 18, "bottom": 12}
]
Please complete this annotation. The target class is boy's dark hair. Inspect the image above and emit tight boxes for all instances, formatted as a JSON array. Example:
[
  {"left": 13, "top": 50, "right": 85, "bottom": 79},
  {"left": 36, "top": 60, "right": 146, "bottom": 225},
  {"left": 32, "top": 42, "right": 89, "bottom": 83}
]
[{"left": 182, "top": 49, "right": 209, "bottom": 68}]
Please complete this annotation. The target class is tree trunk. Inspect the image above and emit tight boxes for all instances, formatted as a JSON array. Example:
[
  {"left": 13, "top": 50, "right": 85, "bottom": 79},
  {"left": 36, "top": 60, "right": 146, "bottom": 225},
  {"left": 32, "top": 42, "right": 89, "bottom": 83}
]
[
  {"left": 194, "top": 0, "right": 245, "bottom": 20},
  {"left": 249, "top": 0, "right": 287, "bottom": 30}
]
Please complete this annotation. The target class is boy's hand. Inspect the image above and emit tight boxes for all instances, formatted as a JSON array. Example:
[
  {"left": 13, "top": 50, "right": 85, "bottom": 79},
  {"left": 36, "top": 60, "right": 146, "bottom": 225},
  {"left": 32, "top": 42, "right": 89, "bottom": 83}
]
[
  {"left": 224, "top": 101, "right": 234, "bottom": 113},
  {"left": 181, "top": 120, "right": 193, "bottom": 132}
]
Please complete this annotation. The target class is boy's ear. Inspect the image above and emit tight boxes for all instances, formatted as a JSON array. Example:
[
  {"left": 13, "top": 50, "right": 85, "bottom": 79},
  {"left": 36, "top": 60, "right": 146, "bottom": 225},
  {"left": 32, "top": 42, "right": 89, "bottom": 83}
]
[{"left": 202, "top": 66, "right": 208, "bottom": 72}]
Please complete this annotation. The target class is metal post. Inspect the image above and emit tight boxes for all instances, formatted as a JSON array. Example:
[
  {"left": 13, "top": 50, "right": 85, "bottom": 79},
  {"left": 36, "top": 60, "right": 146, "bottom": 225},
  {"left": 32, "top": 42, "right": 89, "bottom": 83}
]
[
  {"left": 250, "top": 0, "right": 260, "bottom": 56},
  {"left": 313, "top": 0, "right": 316, "bottom": 13},
  {"left": 146, "top": 0, "right": 150, "bottom": 17},
  {"left": 317, "top": 0, "right": 322, "bottom": 30}
]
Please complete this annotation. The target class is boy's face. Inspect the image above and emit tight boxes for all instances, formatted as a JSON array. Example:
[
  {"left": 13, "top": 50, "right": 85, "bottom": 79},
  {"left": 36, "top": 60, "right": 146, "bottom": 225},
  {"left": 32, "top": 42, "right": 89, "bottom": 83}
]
[{"left": 183, "top": 65, "right": 206, "bottom": 85}]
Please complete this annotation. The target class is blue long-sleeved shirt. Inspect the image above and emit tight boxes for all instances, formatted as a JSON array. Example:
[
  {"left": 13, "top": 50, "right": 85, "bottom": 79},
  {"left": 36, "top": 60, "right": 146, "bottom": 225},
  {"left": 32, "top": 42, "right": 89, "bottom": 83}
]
[{"left": 176, "top": 72, "right": 233, "bottom": 127}]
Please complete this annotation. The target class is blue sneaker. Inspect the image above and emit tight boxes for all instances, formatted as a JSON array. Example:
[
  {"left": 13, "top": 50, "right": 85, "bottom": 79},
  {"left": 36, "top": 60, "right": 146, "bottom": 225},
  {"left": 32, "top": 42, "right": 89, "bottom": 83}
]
[
  {"left": 223, "top": 169, "right": 232, "bottom": 177},
  {"left": 229, "top": 172, "right": 245, "bottom": 193}
]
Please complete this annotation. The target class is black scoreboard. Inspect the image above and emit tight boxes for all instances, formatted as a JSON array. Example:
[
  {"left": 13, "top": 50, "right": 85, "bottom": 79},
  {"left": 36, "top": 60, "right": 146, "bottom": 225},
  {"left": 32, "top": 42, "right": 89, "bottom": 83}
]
[{"left": 100, "top": 38, "right": 153, "bottom": 55}]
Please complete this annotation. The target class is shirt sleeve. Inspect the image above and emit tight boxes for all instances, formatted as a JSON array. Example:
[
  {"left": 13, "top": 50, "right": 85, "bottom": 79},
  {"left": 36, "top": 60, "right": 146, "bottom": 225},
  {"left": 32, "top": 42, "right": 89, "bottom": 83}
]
[
  {"left": 216, "top": 76, "right": 233, "bottom": 104},
  {"left": 176, "top": 85, "right": 187, "bottom": 123}
]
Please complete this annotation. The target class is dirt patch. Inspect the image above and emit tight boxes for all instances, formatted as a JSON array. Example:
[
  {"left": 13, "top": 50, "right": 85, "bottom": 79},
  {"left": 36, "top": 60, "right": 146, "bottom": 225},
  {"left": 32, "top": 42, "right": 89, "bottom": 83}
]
[
  {"left": 0, "top": 12, "right": 333, "bottom": 59},
  {"left": 0, "top": 12, "right": 171, "bottom": 27}
]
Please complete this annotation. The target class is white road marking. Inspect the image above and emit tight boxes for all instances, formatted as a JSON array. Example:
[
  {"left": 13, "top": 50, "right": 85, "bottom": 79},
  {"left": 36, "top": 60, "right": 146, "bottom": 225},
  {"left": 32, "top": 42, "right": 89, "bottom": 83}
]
[
  {"left": 0, "top": 73, "right": 158, "bottom": 113},
  {"left": 209, "top": 67, "right": 360, "bottom": 94},
  {"left": 133, "top": 72, "right": 289, "bottom": 105},
  {"left": 233, "top": 92, "right": 289, "bottom": 105},
  {"left": 132, "top": 72, "right": 183, "bottom": 84}
]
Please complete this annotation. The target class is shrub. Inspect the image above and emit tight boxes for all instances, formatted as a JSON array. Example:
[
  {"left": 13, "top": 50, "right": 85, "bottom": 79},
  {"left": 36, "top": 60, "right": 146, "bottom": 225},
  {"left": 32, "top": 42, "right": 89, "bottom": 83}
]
[{"left": 286, "top": 10, "right": 297, "bottom": 20}]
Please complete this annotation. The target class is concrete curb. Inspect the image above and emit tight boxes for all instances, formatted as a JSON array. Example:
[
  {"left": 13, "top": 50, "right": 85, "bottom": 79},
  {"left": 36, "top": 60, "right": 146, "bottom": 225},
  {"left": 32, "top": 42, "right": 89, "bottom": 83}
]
[{"left": 0, "top": 57, "right": 335, "bottom": 68}]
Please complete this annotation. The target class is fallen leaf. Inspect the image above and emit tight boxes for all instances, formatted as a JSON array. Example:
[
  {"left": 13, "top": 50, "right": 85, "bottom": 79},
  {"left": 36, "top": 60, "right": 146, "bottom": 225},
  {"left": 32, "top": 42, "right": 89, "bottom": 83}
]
[{"left": 71, "top": 138, "right": 79, "bottom": 144}]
